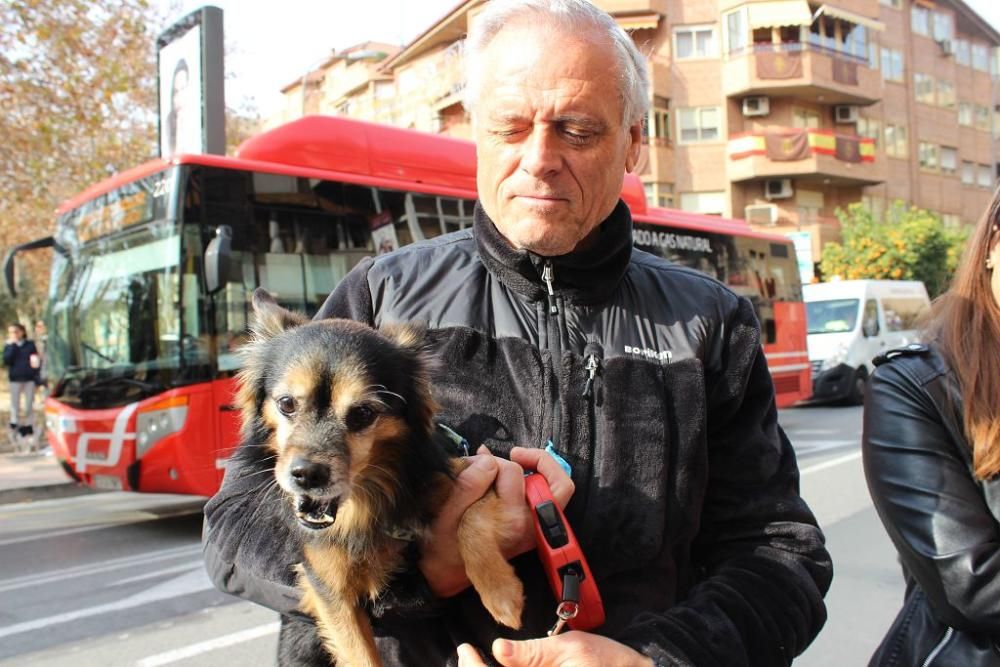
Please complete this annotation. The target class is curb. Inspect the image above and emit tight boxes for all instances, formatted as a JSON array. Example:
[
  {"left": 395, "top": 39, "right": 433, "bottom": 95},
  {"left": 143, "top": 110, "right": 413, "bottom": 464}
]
[{"left": 0, "top": 482, "right": 98, "bottom": 505}]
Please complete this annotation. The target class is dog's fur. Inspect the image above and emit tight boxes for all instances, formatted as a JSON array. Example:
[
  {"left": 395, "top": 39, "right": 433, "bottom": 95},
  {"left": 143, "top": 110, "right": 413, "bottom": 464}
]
[{"left": 235, "top": 289, "right": 524, "bottom": 666}]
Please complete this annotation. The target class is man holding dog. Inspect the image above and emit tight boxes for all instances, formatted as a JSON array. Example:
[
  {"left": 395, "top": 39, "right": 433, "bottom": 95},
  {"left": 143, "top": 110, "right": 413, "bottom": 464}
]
[{"left": 203, "top": 0, "right": 832, "bottom": 664}]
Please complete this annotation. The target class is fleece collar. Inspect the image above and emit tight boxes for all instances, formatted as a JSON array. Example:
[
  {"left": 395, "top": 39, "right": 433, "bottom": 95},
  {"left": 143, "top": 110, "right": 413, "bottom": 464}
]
[{"left": 473, "top": 200, "right": 633, "bottom": 305}]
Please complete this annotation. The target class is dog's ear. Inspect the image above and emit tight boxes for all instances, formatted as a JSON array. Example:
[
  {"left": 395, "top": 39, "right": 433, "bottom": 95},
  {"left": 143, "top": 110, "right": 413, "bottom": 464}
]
[
  {"left": 250, "top": 288, "right": 308, "bottom": 339},
  {"left": 379, "top": 321, "right": 426, "bottom": 351}
]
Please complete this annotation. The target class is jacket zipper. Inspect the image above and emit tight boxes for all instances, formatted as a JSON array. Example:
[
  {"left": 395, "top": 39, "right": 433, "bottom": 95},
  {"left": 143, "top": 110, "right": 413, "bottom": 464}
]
[
  {"left": 542, "top": 260, "right": 562, "bottom": 448},
  {"left": 921, "top": 627, "right": 954, "bottom": 667},
  {"left": 580, "top": 345, "right": 603, "bottom": 510}
]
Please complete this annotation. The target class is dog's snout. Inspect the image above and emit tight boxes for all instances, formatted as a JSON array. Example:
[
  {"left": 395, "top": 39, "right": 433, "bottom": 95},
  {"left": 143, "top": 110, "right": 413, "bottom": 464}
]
[{"left": 290, "top": 457, "right": 331, "bottom": 492}]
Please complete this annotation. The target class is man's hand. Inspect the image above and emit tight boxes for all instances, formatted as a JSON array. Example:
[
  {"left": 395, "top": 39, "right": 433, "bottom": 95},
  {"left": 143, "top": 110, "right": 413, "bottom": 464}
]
[
  {"left": 456, "top": 633, "right": 655, "bottom": 667},
  {"left": 418, "top": 445, "right": 574, "bottom": 599}
]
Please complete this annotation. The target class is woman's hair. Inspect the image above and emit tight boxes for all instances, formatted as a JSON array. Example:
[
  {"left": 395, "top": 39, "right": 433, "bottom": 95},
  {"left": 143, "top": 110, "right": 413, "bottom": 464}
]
[
  {"left": 9, "top": 323, "right": 26, "bottom": 337},
  {"left": 463, "top": 0, "right": 650, "bottom": 127},
  {"left": 926, "top": 188, "right": 1000, "bottom": 479}
]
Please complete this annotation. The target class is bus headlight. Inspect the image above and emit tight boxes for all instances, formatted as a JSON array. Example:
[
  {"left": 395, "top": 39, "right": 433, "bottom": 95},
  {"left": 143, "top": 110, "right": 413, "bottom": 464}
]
[{"left": 136, "top": 396, "right": 189, "bottom": 458}]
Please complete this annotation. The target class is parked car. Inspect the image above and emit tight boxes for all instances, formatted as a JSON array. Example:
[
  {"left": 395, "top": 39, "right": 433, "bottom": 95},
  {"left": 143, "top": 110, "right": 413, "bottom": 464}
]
[{"left": 804, "top": 280, "right": 930, "bottom": 404}]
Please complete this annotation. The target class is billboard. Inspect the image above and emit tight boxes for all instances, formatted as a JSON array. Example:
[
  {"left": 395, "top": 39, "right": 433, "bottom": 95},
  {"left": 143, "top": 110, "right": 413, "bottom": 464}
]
[{"left": 157, "top": 6, "right": 225, "bottom": 157}]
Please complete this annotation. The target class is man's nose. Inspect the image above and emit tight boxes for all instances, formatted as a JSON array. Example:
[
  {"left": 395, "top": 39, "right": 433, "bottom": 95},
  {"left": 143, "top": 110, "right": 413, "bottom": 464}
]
[{"left": 519, "top": 127, "right": 562, "bottom": 177}]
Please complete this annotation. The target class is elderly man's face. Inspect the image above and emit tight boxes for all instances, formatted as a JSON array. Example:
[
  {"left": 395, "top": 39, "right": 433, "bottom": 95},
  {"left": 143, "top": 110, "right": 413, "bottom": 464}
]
[{"left": 473, "top": 23, "right": 641, "bottom": 256}]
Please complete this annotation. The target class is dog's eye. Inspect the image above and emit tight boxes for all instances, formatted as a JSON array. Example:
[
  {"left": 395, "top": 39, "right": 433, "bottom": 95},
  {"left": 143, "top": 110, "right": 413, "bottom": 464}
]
[
  {"left": 276, "top": 395, "right": 297, "bottom": 416},
  {"left": 345, "top": 405, "right": 377, "bottom": 431}
]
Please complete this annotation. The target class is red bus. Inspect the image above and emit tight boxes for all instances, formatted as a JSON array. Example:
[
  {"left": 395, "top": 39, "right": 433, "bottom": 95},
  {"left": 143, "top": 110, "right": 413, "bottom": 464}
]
[{"left": 5, "top": 116, "right": 809, "bottom": 496}]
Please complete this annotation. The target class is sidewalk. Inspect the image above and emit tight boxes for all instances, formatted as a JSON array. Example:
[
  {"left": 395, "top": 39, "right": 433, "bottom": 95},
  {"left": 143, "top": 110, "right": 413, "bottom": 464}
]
[{"left": 0, "top": 448, "right": 92, "bottom": 505}]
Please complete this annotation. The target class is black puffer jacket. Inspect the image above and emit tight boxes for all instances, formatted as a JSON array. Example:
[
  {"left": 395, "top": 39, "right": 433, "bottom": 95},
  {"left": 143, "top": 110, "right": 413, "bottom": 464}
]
[
  {"left": 203, "top": 202, "right": 831, "bottom": 665},
  {"left": 864, "top": 344, "right": 1000, "bottom": 666},
  {"left": 3, "top": 340, "right": 38, "bottom": 383}
]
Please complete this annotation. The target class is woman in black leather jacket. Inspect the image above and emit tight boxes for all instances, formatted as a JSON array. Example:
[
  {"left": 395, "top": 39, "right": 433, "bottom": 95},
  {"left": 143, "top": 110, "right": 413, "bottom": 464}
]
[{"left": 863, "top": 195, "right": 1000, "bottom": 666}]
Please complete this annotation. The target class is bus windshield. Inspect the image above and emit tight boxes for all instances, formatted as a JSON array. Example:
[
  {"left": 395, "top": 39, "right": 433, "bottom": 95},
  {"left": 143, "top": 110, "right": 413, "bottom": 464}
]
[
  {"left": 806, "top": 299, "right": 860, "bottom": 334},
  {"left": 49, "top": 221, "right": 191, "bottom": 407}
]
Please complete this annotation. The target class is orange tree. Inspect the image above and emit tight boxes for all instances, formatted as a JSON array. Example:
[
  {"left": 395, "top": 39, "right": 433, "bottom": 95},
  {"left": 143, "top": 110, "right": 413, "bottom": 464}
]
[{"left": 820, "top": 201, "right": 968, "bottom": 297}]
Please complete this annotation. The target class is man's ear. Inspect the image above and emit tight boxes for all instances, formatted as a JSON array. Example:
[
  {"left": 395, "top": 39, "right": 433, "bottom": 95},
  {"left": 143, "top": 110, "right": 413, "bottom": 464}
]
[
  {"left": 625, "top": 120, "right": 642, "bottom": 173},
  {"left": 250, "top": 288, "right": 308, "bottom": 340}
]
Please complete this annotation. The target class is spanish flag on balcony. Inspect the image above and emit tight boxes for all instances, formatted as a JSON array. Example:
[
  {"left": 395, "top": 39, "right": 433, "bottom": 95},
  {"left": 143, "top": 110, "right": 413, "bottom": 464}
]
[{"left": 728, "top": 129, "right": 876, "bottom": 162}]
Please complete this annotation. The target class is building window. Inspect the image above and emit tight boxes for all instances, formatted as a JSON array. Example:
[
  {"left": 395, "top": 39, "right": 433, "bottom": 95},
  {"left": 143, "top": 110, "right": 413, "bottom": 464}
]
[
  {"left": 942, "top": 213, "right": 961, "bottom": 228},
  {"left": 914, "top": 73, "right": 935, "bottom": 104},
  {"left": 792, "top": 107, "right": 821, "bottom": 129},
  {"left": 680, "top": 191, "right": 726, "bottom": 215},
  {"left": 647, "top": 102, "right": 670, "bottom": 144},
  {"left": 844, "top": 24, "right": 868, "bottom": 61},
  {"left": 881, "top": 48, "right": 904, "bottom": 82},
  {"left": 959, "top": 102, "right": 973, "bottom": 126},
  {"left": 937, "top": 81, "right": 955, "bottom": 109},
  {"left": 918, "top": 142, "right": 939, "bottom": 171},
  {"left": 940, "top": 147, "right": 957, "bottom": 176},
  {"left": 879, "top": 0, "right": 901, "bottom": 7},
  {"left": 651, "top": 182, "right": 675, "bottom": 208},
  {"left": 858, "top": 118, "right": 881, "bottom": 148},
  {"left": 678, "top": 106, "right": 720, "bottom": 143},
  {"left": 955, "top": 39, "right": 971, "bottom": 66},
  {"left": 961, "top": 161, "right": 975, "bottom": 184},
  {"left": 911, "top": 6, "right": 931, "bottom": 36},
  {"left": 885, "top": 124, "right": 908, "bottom": 158},
  {"left": 674, "top": 25, "right": 718, "bottom": 60},
  {"left": 978, "top": 164, "right": 994, "bottom": 188},
  {"left": 972, "top": 43, "right": 991, "bottom": 72},
  {"left": 976, "top": 105, "right": 991, "bottom": 132},
  {"left": 932, "top": 12, "right": 953, "bottom": 42},
  {"left": 723, "top": 8, "right": 749, "bottom": 55}
]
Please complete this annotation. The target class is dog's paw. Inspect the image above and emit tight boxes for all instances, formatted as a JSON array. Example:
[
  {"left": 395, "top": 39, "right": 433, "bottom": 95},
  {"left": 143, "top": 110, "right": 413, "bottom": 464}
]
[{"left": 478, "top": 573, "right": 524, "bottom": 630}]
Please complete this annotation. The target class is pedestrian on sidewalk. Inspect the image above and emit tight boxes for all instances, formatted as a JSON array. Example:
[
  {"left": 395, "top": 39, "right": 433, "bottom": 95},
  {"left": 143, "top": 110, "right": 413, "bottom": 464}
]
[
  {"left": 863, "top": 192, "right": 1000, "bottom": 665},
  {"left": 3, "top": 323, "right": 40, "bottom": 452}
]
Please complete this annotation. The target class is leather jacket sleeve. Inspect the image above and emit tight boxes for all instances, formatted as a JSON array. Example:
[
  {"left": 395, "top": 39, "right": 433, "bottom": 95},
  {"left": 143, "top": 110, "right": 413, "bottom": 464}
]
[
  {"left": 616, "top": 297, "right": 833, "bottom": 666},
  {"left": 863, "top": 357, "right": 1000, "bottom": 636}
]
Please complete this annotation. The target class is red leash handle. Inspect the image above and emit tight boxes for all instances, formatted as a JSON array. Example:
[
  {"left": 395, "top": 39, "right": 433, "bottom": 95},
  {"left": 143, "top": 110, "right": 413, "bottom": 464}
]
[{"left": 523, "top": 470, "right": 605, "bottom": 631}]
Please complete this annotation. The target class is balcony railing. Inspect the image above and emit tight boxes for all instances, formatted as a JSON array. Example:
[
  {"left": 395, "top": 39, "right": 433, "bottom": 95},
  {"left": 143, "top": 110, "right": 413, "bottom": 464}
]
[{"left": 727, "top": 40, "right": 870, "bottom": 67}]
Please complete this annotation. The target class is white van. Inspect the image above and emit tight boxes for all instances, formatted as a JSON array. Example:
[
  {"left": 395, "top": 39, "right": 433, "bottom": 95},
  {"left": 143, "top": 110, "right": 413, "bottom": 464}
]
[{"left": 803, "top": 280, "right": 930, "bottom": 404}]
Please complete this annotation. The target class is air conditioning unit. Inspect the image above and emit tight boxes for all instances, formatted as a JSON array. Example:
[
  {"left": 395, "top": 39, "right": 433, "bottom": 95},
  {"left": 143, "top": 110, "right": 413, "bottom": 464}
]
[
  {"left": 745, "top": 204, "right": 779, "bottom": 225},
  {"left": 939, "top": 39, "right": 955, "bottom": 56},
  {"left": 834, "top": 105, "right": 859, "bottom": 123},
  {"left": 742, "top": 95, "right": 770, "bottom": 117},
  {"left": 764, "top": 179, "right": 794, "bottom": 200}
]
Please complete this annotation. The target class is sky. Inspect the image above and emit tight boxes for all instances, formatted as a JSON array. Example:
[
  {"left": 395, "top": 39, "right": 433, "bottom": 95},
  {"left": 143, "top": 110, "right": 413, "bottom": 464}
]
[{"left": 157, "top": 0, "right": 1000, "bottom": 119}]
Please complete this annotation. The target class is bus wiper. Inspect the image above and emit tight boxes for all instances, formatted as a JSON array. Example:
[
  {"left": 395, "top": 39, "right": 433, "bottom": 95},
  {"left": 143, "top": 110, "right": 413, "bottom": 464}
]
[
  {"left": 81, "top": 342, "right": 116, "bottom": 364},
  {"left": 78, "top": 376, "right": 164, "bottom": 397}
]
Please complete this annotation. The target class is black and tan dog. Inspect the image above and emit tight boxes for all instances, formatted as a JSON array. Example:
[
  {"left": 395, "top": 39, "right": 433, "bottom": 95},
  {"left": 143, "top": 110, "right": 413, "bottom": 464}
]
[{"left": 235, "top": 289, "right": 524, "bottom": 667}]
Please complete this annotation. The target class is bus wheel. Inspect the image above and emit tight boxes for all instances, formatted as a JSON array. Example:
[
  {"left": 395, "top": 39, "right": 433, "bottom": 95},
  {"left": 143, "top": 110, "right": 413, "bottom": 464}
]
[{"left": 847, "top": 367, "right": 867, "bottom": 406}]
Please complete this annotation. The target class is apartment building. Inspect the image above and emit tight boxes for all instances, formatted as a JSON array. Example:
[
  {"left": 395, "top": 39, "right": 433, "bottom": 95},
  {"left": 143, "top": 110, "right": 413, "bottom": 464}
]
[{"left": 278, "top": 0, "right": 1000, "bottom": 275}]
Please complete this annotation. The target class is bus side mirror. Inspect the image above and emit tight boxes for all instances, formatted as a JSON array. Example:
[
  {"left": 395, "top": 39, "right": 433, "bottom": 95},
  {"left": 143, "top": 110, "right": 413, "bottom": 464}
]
[
  {"left": 205, "top": 225, "right": 233, "bottom": 295},
  {"left": 3, "top": 236, "right": 64, "bottom": 298}
]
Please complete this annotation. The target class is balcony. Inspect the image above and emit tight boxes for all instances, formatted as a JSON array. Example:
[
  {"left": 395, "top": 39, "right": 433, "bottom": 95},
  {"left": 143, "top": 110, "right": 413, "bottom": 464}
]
[
  {"left": 602, "top": 0, "right": 667, "bottom": 16},
  {"left": 727, "top": 127, "right": 885, "bottom": 186},
  {"left": 723, "top": 43, "right": 881, "bottom": 106}
]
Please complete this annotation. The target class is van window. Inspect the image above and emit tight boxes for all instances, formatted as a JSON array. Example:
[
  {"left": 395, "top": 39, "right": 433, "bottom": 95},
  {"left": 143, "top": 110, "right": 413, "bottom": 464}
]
[
  {"left": 806, "top": 299, "right": 860, "bottom": 334},
  {"left": 881, "top": 297, "right": 928, "bottom": 331},
  {"left": 863, "top": 299, "right": 880, "bottom": 336}
]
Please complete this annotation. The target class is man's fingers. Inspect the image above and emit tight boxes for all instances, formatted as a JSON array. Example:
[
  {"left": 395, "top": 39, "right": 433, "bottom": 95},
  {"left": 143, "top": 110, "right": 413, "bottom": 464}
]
[
  {"left": 441, "top": 454, "right": 498, "bottom": 521},
  {"left": 493, "top": 455, "right": 526, "bottom": 505},
  {"left": 509, "top": 446, "right": 575, "bottom": 509},
  {"left": 457, "top": 643, "right": 488, "bottom": 667},
  {"left": 492, "top": 637, "right": 546, "bottom": 667}
]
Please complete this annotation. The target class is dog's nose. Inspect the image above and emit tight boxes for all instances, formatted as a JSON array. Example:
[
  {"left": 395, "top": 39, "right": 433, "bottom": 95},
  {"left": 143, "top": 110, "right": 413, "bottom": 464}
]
[{"left": 289, "top": 458, "right": 331, "bottom": 492}]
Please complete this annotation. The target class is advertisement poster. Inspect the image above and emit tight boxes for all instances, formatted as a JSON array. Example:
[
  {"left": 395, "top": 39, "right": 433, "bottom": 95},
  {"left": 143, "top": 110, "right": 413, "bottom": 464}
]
[
  {"left": 158, "top": 24, "right": 204, "bottom": 156},
  {"left": 369, "top": 211, "right": 399, "bottom": 255}
]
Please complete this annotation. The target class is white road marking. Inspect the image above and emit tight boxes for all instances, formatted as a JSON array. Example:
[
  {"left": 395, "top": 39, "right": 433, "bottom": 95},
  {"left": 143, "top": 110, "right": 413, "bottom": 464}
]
[
  {"left": 0, "top": 545, "right": 201, "bottom": 593},
  {"left": 135, "top": 622, "right": 281, "bottom": 666},
  {"left": 0, "top": 568, "right": 214, "bottom": 639},
  {"left": 800, "top": 450, "right": 863, "bottom": 475},
  {"left": 0, "top": 506, "right": 203, "bottom": 547}
]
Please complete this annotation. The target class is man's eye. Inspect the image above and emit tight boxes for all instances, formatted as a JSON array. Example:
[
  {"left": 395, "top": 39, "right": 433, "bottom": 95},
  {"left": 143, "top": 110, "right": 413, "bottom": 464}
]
[
  {"left": 563, "top": 129, "right": 593, "bottom": 143},
  {"left": 276, "top": 395, "right": 297, "bottom": 416},
  {"left": 345, "top": 405, "right": 377, "bottom": 432}
]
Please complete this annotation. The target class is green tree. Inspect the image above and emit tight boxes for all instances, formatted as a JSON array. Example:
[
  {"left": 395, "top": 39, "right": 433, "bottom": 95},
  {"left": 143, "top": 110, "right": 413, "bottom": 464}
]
[{"left": 820, "top": 201, "right": 969, "bottom": 297}]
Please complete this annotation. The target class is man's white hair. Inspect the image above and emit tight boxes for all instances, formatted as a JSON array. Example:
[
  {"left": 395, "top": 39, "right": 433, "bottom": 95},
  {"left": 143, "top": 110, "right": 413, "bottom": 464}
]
[{"left": 463, "top": 0, "right": 650, "bottom": 127}]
